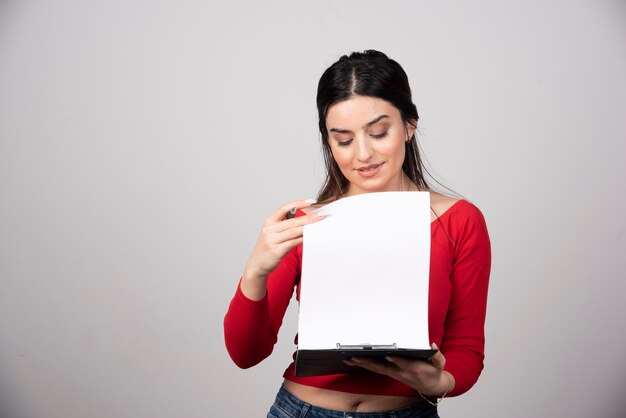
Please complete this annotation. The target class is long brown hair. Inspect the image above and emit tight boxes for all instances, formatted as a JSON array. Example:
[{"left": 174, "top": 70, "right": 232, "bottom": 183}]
[{"left": 315, "top": 50, "right": 430, "bottom": 203}]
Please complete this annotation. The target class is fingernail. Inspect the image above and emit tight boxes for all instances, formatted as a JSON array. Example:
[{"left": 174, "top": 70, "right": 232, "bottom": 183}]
[
  {"left": 304, "top": 199, "right": 316, "bottom": 204},
  {"left": 431, "top": 343, "right": 439, "bottom": 350},
  {"left": 385, "top": 356, "right": 394, "bottom": 362}
]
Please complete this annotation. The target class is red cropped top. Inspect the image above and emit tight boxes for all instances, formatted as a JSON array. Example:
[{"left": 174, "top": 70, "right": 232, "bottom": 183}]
[{"left": 224, "top": 199, "right": 491, "bottom": 397}]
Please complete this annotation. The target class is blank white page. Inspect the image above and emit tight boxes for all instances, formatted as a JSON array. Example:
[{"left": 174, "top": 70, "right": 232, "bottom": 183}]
[{"left": 298, "top": 191, "right": 431, "bottom": 350}]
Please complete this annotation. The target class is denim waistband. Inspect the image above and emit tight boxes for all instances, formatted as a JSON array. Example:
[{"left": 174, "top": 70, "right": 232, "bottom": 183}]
[{"left": 271, "top": 385, "right": 439, "bottom": 418}]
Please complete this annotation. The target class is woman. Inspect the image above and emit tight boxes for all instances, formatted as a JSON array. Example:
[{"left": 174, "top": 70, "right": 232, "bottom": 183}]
[{"left": 224, "top": 50, "right": 491, "bottom": 418}]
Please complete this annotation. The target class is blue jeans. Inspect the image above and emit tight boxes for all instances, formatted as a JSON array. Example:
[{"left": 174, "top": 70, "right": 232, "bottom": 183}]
[{"left": 267, "top": 385, "right": 440, "bottom": 418}]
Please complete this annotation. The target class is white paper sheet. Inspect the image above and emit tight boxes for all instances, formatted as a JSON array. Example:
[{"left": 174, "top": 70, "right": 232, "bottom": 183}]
[{"left": 298, "top": 191, "right": 431, "bottom": 350}]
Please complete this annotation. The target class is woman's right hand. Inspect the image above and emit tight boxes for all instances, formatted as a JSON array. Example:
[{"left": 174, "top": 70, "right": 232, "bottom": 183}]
[{"left": 240, "top": 199, "right": 324, "bottom": 300}]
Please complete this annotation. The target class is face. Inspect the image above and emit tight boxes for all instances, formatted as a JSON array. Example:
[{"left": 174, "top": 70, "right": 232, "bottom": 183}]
[{"left": 325, "top": 95, "right": 416, "bottom": 196}]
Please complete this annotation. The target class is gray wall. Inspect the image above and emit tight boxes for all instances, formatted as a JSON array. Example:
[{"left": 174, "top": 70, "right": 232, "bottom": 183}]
[{"left": 1, "top": 1, "right": 625, "bottom": 417}]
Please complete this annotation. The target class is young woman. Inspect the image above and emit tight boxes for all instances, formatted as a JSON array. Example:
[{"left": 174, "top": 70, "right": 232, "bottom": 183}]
[{"left": 224, "top": 50, "right": 491, "bottom": 418}]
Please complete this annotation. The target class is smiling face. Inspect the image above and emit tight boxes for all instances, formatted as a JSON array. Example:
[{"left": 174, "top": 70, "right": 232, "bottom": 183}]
[{"left": 325, "top": 95, "right": 417, "bottom": 196}]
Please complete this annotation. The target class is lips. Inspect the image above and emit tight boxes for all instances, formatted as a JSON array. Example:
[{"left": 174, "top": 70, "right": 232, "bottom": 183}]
[{"left": 355, "top": 163, "right": 383, "bottom": 178}]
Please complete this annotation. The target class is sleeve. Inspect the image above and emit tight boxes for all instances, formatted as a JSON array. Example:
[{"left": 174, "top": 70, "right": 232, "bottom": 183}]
[
  {"left": 441, "top": 204, "right": 491, "bottom": 396},
  {"left": 223, "top": 244, "right": 301, "bottom": 369}
]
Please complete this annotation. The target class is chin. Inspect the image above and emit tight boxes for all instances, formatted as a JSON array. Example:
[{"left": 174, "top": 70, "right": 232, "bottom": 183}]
[{"left": 349, "top": 179, "right": 393, "bottom": 194}]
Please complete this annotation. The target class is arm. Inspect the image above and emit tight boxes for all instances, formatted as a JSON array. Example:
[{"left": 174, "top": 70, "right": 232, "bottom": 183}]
[
  {"left": 439, "top": 205, "right": 491, "bottom": 396},
  {"left": 224, "top": 247, "right": 301, "bottom": 368},
  {"left": 345, "top": 203, "right": 491, "bottom": 398},
  {"left": 223, "top": 200, "right": 324, "bottom": 368}
]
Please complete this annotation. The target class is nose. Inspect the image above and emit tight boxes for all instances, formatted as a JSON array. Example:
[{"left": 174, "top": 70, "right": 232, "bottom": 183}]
[{"left": 355, "top": 137, "right": 374, "bottom": 162}]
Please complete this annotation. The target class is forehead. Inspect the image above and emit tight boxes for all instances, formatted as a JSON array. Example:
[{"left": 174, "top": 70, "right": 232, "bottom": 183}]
[{"left": 326, "top": 96, "right": 400, "bottom": 128}]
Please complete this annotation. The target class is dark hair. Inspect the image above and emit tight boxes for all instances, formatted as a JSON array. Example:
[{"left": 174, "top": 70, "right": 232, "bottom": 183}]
[{"left": 315, "top": 50, "right": 430, "bottom": 203}]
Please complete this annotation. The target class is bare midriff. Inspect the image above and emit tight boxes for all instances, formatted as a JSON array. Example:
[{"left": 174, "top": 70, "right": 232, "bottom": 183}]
[{"left": 283, "top": 380, "right": 421, "bottom": 413}]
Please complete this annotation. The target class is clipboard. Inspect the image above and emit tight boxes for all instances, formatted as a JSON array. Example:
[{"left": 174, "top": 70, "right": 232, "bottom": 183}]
[
  {"left": 295, "top": 192, "right": 432, "bottom": 377},
  {"left": 295, "top": 344, "right": 437, "bottom": 377}
]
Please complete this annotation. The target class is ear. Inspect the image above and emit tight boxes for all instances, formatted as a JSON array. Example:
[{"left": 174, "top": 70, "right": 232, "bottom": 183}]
[{"left": 405, "top": 120, "right": 417, "bottom": 141}]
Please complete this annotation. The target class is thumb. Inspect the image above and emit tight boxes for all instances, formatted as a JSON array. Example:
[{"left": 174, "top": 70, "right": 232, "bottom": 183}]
[{"left": 429, "top": 343, "right": 446, "bottom": 370}]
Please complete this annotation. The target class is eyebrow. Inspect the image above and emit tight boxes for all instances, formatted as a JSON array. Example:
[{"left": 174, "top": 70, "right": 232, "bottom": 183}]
[{"left": 329, "top": 115, "right": 389, "bottom": 134}]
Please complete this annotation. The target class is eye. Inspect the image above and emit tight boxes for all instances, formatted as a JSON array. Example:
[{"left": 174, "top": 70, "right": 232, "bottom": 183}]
[
  {"left": 337, "top": 139, "right": 353, "bottom": 147},
  {"left": 371, "top": 131, "right": 388, "bottom": 139}
]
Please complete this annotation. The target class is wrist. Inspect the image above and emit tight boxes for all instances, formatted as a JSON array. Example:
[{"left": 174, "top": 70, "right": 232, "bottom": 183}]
[
  {"left": 240, "top": 266, "right": 269, "bottom": 301},
  {"left": 436, "top": 371, "right": 454, "bottom": 396},
  {"left": 418, "top": 371, "right": 454, "bottom": 405}
]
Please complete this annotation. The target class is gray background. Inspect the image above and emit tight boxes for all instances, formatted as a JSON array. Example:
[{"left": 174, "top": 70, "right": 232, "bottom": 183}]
[{"left": 1, "top": 0, "right": 625, "bottom": 417}]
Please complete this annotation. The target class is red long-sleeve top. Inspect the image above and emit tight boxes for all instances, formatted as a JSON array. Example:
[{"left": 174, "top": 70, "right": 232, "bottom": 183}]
[{"left": 224, "top": 199, "right": 491, "bottom": 397}]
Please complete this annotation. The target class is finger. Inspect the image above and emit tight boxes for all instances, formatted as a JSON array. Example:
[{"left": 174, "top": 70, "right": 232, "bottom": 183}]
[
  {"left": 349, "top": 357, "right": 400, "bottom": 378},
  {"left": 429, "top": 344, "right": 446, "bottom": 370},
  {"left": 272, "top": 212, "right": 325, "bottom": 233},
  {"left": 386, "top": 356, "right": 441, "bottom": 375},
  {"left": 268, "top": 199, "right": 317, "bottom": 223},
  {"left": 383, "top": 355, "right": 415, "bottom": 370},
  {"left": 278, "top": 225, "right": 304, "bottom": 243},
  {"left": 261, "top": 224, "right": 304, "bottom": 244},
  {"left": 274, "top": 237, "right": 304, "bottom": 254}
]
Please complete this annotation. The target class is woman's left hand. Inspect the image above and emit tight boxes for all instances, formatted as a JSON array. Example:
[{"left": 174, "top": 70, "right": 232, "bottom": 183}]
[{"left": 344, "top": 343, "right": 454, "bottom": 396}]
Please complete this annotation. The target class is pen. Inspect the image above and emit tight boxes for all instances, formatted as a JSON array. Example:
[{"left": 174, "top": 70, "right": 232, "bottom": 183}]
[{"left": 285, "top": 207, "right": 297, "bottom": 219}]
